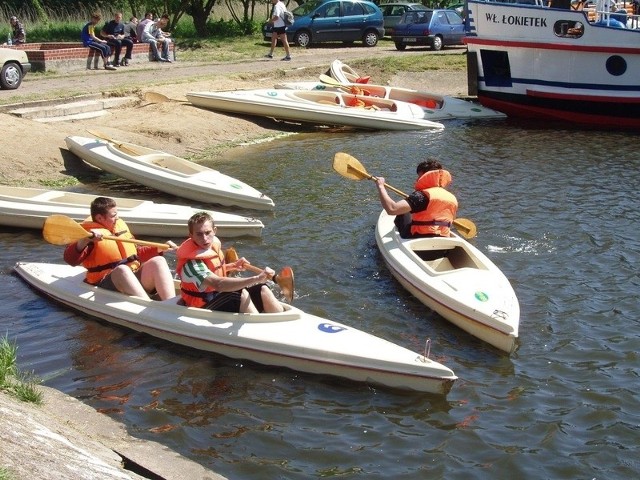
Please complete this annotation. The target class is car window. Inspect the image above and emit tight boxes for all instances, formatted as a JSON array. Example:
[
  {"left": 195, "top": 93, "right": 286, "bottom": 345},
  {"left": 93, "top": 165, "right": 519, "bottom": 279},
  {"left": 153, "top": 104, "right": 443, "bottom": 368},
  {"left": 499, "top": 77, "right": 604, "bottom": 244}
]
[
  {"left": 343, "top": 1, "right": 364, "bottom": 16},
  {"left": 434, "top": 11, "right": 448, "bottom": 25},
  {"left": 445, "top": 11, "right": 463, "bottom": 25},
  {"left": 362, "top": 3, "right": 378, "bottom": 14},
  {"left": 317, "top": 2, "right": 341, "bottom": 17},
  {"left": 405, "top": 11, "right": 431, "bottom": 24}
]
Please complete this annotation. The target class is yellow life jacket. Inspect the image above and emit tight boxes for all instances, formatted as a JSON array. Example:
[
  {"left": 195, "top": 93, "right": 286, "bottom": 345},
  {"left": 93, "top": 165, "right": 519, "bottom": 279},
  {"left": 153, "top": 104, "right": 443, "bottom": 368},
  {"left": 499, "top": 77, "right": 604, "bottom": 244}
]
[
  {"left": 175, "top": 238, "right": 226, "bottom": 308},
  {"left": 411, "top": 169, "right": 458, "bottom": 237},
  {"left": 81, "top": 219, "right": 140, "bottom": 284}
]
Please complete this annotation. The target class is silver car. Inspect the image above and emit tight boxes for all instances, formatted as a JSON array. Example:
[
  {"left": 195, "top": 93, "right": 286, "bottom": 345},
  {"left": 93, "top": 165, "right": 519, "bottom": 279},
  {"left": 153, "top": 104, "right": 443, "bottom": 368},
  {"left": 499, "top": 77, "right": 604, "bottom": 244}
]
[{"left": 0, "top": 47, "right": 31, "bottom": 90}]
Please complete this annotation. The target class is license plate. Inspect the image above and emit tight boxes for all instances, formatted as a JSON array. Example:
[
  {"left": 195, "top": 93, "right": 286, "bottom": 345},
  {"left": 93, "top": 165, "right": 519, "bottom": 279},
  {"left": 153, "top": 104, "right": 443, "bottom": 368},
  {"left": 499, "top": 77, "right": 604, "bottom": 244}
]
[
  {"left": 403, "top": 37, "right": 417, "bottom": 42},
  {"left": 265, "top": 32, "right": 272, "bottom": 38}
]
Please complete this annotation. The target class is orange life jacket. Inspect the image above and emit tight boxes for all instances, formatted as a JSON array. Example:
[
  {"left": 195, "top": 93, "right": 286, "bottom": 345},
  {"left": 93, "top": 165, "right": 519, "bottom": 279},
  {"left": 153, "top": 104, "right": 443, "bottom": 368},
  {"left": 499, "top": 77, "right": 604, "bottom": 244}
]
[
  {"left": 411, "top": 169, "right": 458, "bottom": 237},
  {"left": 175, "top": 238, "right": 226, "bottom": 308},
  {"left": 81, "top": 219, "right": 140, "bottom": 284}
]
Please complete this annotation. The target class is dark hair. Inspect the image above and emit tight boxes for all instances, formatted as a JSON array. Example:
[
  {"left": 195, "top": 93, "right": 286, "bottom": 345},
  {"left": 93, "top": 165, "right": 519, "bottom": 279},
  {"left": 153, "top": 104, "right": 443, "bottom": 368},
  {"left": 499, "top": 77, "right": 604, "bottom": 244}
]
[
  {"left": 416, "top": 158, "right": 443, "bottom": 175},
  {"left": 90, "top": 197, "right": 116, "bottom": 219},
  {"left": 188, "top": 211, "right": 215, "bottom": 234}
]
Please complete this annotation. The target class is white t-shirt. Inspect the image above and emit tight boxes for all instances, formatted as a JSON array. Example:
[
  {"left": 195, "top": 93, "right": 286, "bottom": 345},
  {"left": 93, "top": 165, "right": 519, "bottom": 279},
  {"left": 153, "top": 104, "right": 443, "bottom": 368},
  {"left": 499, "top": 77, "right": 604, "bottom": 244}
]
[{"left": 272, "top": 1, "right": 286, "bottom": 28}]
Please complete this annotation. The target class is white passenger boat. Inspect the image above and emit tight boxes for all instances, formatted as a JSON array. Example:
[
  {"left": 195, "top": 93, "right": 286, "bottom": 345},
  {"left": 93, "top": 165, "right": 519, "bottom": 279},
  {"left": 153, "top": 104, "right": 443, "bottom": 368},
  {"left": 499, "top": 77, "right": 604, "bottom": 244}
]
[
  {"left": 275, "top": 80, "right": 506, "bottom": 120},
  {"left": 0, "top": 186, "right": 263, "bottom": 238},
  {"left": 65, "top": 135, "right": 275, "bottom": 211},
  {"left": 465, "top": 0, "right": 640, "bottom": 128},
  {"left": 375, "top": 210, "right": 520, "bottom": 353},
  {"left": 186, "top": 89, "right": 445, "bottom": 131},
  {"left": 14, "top": 262, "right": 458, "bottom": 395}
]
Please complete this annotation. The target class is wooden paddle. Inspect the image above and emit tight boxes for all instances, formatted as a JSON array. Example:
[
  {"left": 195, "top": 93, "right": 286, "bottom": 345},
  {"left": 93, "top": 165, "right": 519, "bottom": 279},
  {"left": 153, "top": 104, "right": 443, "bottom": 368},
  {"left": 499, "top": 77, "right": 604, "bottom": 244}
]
[
  {"left": 224, "top": 246, "right": 295, "bottom": 303},
  {"left": 85, "top": 129, "right": 145, "bottom": 156},
  {"left": 332, "top": 152, "right": 477, "bottom": 239},
  {"left": 43, "top": 214, "right": 172, "bottom": 250},
  {"left": 319, "top": 74, "right": 348, "bottom": 88},
  {"left": 144, "top": 92, "right": 189, "bottom": 104}
]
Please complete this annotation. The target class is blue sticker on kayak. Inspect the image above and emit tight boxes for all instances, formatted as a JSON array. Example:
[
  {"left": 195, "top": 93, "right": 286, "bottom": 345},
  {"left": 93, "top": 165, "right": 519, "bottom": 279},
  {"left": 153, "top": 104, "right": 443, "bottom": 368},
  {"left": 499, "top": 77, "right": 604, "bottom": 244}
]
[{"left": 318, "top": 323, "right": 347, "bottom": 333}]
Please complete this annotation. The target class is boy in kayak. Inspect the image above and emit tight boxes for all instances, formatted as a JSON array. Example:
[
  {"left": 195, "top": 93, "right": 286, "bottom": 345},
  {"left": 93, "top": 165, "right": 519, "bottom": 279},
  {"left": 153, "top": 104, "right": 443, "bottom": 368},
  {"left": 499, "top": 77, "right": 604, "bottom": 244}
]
[
  {"left": 176, "top": 212, "right": 284, "bottom": 313},
  {"left": 375, "top": 159, "right": 458, "bottom": 238},
  {"left": 63, "top": 196, "right": 176, "bottom": 300}
]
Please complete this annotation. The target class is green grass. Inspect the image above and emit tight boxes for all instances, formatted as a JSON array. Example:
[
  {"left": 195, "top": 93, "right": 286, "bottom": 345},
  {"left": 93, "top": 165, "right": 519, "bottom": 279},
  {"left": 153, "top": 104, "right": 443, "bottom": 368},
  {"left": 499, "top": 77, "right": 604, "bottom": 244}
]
[
  {"left": 0, "top": 466, "right": 16, "bottom": 480},
  {"left": 0, "top": 334, "right": 43, "bottom": 405}
]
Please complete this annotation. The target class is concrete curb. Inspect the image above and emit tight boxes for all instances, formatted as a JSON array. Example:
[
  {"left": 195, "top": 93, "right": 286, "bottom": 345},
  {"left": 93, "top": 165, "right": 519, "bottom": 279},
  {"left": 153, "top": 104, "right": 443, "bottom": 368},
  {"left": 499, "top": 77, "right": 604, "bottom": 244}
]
[{"left": 1, "top": 387, "right": 225, "bottom": 480}]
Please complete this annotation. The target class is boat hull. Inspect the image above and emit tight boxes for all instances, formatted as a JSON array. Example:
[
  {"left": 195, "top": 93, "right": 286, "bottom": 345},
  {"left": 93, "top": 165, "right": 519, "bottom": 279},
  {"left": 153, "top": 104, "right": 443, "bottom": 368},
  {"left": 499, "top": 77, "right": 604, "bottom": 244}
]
[
  {"left": 464, "top": 1, "right": 640, "bottom": 128},
  {"left": 375, "top": 211, "right": 519, "bottom": 353},
  {"left": 275, "top": 81, "right": 506, "bottom": 120},
  {"left": 0, "top": 186, "right": 263, "bottom": 238},
  {"left": 187, "top": 89, "right": 445, "bottom": 131},
  {"left": 14, "top": 262, "right": 457, "bottom": 395},
  {"left": 65, "top": 136, "right": 275, "bottom": 211}
]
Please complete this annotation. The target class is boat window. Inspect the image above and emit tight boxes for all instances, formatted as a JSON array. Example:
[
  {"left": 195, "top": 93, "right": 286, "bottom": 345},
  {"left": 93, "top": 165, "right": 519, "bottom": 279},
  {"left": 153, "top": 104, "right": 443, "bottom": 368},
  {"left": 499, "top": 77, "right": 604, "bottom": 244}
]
[
  {"left": 479, "top": 49, "right": 513, "bottom": 87},
  {"left": 553, "top": 19, "right": 585, "bottom": 37}
]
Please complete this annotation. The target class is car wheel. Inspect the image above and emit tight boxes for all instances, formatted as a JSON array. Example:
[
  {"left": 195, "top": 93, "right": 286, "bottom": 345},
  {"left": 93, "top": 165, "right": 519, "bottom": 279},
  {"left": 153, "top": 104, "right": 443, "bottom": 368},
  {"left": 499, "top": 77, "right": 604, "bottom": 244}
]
[
  {"left": 294, "top": 31, "right": 311, "bottom": 48},
  {"left": 395, "top": 42, "right": 407, "bottom": 51},
  {"left": 0, "top": 62, "right": 23, "bottom": 90},
  {"left": 362, "top": 30, "right": 379, "bottom": 47},
  {"left": 431, "top": 35, "right": 443, "bottom": 51}
]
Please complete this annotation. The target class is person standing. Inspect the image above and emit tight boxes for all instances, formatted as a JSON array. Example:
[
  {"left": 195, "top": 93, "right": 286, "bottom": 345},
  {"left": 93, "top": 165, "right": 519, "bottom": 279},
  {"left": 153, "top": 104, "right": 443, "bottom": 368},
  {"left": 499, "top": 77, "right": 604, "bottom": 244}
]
[
  {"left": 375, "top": 159, "right": 458, "bottom": 238},
  {"left": 4, "top": 16, "right": 26, "bottom": 45},
  {"left": 101, "top": 12, "right": 134, "bottom": 67},
  {"left": 265, "top": 0, "right": 292, "bottom": 61},
  {"left": 81, "top": 13, "right": 117, "bottom": 71},
  {"left": 176, "top": 212, "right": 284, "bottom": 313},
  {"left": 63, "top": 197, "right": 176, "bottom": 300}
]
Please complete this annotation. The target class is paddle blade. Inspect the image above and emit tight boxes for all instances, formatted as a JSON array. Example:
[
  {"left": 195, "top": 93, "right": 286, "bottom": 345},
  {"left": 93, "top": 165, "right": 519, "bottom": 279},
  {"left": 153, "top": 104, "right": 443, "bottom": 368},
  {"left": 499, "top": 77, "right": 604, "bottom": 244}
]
[
  {"left": 144, "top": 91, "right": 171, "bottom": 103},
  {"left": 275, "top": 267, "right": 295, "bottom": 304},
  {"left": 453, "top": 218, "right": 477, "bottom": 239},
  {"left": 332, "top": 152, "right": 371, "bottom": 181},
  {"left": 224, "top": 247, "right": 238, "bottom": 263},
  {"left": 43, "top": 215, "right": 91, "bottom": 245},
  {"left": 319, "top": 74, "right": 343, "bottom": 86}
]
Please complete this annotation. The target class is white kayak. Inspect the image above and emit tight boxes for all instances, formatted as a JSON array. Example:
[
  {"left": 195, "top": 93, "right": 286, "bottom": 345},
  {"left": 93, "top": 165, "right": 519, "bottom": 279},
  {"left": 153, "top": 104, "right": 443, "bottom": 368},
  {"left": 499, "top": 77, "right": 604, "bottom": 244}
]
[
  {"left": 0, "top": 186, "right": 263, "bottom": 238},
  {"left": 329, "top": 59, "right": 372, "bottom": 85},
  {"left": 14, "top": 262, "right": 457, "bottom": 395},
  {"left": 186, "top": 89, "right": 445, "bottom": 131},
  {"left": 275, "top": 81, "right": 506, "bottom": 120},
  {"left": 375, "top": 210, "right": 520, "bottom": 353},
  {"left": 65, "top": 135, "right": 275, "bottom": 211}
]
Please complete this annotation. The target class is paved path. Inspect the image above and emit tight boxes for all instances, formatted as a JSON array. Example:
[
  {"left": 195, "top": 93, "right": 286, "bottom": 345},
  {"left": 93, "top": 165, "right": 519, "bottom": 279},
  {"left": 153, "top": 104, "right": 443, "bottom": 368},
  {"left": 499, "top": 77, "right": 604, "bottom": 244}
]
[{"left": 7, "top": 45, "right": 466, "bottom": 104}]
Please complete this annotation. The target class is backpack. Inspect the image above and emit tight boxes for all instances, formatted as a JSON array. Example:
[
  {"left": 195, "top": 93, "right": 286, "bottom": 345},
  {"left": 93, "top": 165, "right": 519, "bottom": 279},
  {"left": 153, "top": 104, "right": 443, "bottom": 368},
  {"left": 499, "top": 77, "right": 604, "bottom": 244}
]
[{"left": 283, "top": 10, "right": 295, "bottom": 26}]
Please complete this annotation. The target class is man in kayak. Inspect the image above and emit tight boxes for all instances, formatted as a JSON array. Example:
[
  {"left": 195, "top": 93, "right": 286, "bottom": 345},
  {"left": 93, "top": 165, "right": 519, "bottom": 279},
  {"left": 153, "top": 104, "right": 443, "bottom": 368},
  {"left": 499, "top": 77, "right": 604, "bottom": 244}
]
[
  {"left": 176, "top": 212, "right": 284, "bottom": 313},
  {"left": 375, "top": 159, "right": 458, "bottom": 238},
  {"left": 63, "top": 197, "right": 176, "bottom": 300}
]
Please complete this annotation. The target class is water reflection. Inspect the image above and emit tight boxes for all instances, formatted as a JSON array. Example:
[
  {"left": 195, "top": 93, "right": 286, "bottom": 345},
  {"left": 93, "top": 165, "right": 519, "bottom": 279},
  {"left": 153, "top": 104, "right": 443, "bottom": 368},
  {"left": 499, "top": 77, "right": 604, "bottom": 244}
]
[{"left": 2, "top": 119, "right": 639, "bottom": 478}]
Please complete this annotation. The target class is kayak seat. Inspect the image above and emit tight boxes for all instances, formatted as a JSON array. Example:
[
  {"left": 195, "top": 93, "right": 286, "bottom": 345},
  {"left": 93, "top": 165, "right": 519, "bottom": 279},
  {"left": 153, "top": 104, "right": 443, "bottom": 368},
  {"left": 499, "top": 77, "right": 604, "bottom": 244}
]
[{"left": 416, "top": 246, "right": 480, "bottom": 272}]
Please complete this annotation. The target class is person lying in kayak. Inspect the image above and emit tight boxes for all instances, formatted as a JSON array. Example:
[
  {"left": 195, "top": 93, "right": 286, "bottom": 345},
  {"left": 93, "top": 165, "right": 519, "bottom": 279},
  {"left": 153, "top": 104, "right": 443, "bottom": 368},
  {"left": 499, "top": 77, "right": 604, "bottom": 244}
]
[
  {"left": 63, "top": 196, "right": 176, "bottom": 300},
  {"left": 375, "top": 159, "right": 458, "bottom": 238},
  {"left": 176, "top": 212, "right": 284, "bottom": 313}
]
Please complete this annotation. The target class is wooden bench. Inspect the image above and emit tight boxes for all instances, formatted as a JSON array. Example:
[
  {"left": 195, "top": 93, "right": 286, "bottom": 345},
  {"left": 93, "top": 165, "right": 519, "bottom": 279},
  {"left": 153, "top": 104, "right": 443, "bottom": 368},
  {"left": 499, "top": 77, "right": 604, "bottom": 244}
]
[{"left": 12, "top": 42, "right": 176, "bottom": 73}]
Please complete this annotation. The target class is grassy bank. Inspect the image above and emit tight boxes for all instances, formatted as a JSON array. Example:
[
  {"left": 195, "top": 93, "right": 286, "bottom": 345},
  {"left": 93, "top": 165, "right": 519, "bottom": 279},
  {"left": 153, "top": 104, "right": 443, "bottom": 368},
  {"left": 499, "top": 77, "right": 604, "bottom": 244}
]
[{"left": 0, "top": 334, "right": 42, "bottom": 404}]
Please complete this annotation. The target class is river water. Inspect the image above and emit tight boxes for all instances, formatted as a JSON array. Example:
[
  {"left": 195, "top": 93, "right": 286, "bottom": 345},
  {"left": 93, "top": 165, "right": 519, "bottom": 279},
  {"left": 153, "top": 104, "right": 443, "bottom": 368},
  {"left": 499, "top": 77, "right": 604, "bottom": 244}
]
[{"left": 2, "top": 117, "right": 639, "bottom": 479}]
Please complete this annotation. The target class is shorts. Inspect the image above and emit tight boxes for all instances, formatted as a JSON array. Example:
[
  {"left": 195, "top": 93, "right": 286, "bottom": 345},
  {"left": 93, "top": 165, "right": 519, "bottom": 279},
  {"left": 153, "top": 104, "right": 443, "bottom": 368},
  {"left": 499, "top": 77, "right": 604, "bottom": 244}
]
[
  {"left": 272, "top": 26, "right": 287, "bottom": 35},
  {"left": 204, "top": 284, "right": 266, "bottom": 313},
  {"left": 96, "top": 268, "right": 151, "bottom": 293}
]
